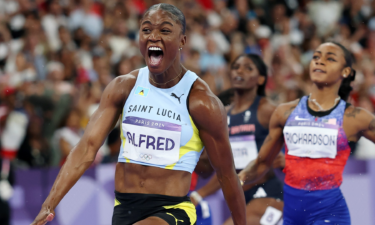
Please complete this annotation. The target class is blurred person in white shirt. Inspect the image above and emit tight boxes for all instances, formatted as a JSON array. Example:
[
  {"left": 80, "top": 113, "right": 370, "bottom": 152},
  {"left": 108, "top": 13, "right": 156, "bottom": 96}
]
[
  {"left": 68, "top": 0, "right": 103, "bottom": 40},
  {"left": 41, "top": 0, "right": 68, "bottom": 52},
  {"left": 6, "top": 52, "right": 36, "bottom": 88}
]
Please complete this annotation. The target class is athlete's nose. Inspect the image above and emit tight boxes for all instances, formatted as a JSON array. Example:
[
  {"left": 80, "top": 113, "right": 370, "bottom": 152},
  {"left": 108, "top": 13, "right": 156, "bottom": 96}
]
[
  {"left": 315, "top": 58, "right": 325, "bottom": 65},
  {"left": 236, "top": 65, "right": 244, "bottom": 74},
  {"left": 148, "top": 30, "right": 161, "bottom": 42}
]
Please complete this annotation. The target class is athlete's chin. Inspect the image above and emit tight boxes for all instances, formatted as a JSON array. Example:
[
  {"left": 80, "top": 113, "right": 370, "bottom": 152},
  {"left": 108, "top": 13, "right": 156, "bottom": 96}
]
[
  {"left": 310, "top": 76, "right": 329, "bottom": 86},
  {"left": 233, "top": 85, "right": 250, "bottom": 90},
  {"left": 312, "top": 79, "right": 333, "bottom": 88},
  {"left": 147, "top": 63, "right": 165, "bottom": 75}
]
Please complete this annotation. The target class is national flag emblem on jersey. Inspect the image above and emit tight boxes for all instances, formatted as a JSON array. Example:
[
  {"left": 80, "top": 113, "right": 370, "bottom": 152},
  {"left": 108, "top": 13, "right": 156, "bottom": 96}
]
[
  {"left": 135, "top": 86, "right": 150, "bottom": 97},
  {"left": 322, "top": 118, "right": 337, "bottom": 125}
]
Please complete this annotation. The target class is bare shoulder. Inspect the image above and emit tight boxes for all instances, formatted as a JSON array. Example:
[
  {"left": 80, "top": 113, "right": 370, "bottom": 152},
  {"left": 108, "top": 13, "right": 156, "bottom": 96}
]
[
  {"left": 272, "top": 99, "right": 300, "bottom": 125},
  {"left": 188, "top": 78, "right": 226, "bottom": 129},
  {"left": 344, "top": 105, "right": 375, "bottom": 131},
  {"left": 103, "top": 69, "right": 140, "bottom": 107},
  {"left": 116, "top": 69, "right": 139, "bottom": 85},
  {"left": 189, "top": 77, "right": 221, "bottom": 110}
]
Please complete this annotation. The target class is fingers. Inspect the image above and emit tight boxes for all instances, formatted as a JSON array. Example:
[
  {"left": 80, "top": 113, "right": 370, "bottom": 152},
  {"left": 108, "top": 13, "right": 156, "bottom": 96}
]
[
  {"left": 46, "top": 213, "right": 55, "bottom": 222},
  {"left": 31, "top": 213, "right": 54, "bottom": 225}
]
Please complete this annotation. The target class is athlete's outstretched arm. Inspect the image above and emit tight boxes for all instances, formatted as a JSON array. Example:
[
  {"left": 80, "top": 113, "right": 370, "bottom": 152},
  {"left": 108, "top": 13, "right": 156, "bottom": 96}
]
[
  {"left": 350, "top": 107, "right": 375, "bottom": 143},
  {"left": 238, "top": 102, "right": 296, "bottom": 185},
  {"left": 189, "top": 84, "right": 246, "bottom": 225},
  {"left": 31, "top": 76, "right": 134, "bottom": 225}
]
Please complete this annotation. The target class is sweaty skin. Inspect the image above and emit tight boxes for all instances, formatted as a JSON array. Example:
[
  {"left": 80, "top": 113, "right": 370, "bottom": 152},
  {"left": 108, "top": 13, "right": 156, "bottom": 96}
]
[
  {"left": 32, "top": 7, "right": 246, "bottom": 225},
  {"left": 238, "top": 43, "right": 375, "bottom": 187}
]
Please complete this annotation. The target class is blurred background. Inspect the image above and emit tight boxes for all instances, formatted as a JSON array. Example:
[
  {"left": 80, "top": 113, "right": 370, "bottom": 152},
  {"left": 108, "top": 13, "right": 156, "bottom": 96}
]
[{"left": 0, "top": 0, "right": 375, "bottom": 224}]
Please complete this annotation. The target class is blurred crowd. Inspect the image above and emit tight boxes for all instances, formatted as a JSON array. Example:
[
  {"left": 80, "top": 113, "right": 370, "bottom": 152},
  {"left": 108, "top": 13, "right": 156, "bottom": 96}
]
[{"left": 0, "top": 0, "right": 374, "bottom": 170}]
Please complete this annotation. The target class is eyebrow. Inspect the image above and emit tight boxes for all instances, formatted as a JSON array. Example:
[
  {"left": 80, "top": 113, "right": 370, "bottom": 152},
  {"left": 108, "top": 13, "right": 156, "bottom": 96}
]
[
  {"left": 327, "top": 52, "right": 337, "bottom": 56},
  {"left": 141, "top": 20, "right": 174, "bottom": 27},
  {"left": 314, "top": 51, "right": 337, "bottom": 56}
]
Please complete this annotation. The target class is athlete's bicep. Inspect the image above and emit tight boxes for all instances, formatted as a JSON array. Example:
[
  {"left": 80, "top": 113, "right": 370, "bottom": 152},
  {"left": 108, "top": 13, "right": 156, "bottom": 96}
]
[
  {"left": 257, "top": 104, "right": 288, "bottom": 167},
  {"left": 360, "top": 110, "right": 375, "bottom": 143},
  {"left": 76, "top": 77, "right": 130, "bottom": 157},
  {"left": 190, "top": 92, "right": 234, "bottom": 172}
]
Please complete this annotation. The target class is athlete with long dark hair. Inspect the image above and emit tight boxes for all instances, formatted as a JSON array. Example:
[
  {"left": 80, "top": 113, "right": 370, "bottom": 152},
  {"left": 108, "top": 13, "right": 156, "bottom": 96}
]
[
  {"left": 190, "top": 54, "right": 284, "bottom": 225},
  {"left": 31, "top": 4, "right": 246, "bottom": 225},
  {"left": 239, "top": 42, "right": 375, "bottom": 224}
]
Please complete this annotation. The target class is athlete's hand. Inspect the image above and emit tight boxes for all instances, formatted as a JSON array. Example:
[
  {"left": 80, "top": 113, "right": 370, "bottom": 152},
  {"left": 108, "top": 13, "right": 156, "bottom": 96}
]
[
  {"left": 30, "top": 208, "right": 55, "bottom": 225},
  {"left": 272, "top": 152, "right": 285, "bottom": 169}
]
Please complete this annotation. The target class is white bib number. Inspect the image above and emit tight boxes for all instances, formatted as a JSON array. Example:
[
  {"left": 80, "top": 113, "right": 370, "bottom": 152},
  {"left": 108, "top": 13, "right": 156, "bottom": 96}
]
[
  {"left": 283, "top": 121, "right": 339, "bottom": 159},
  {"left": 260, "top": 206, "right": 282, "bottom": 225},
  {"left": 122, "top": 117, "right": 181, "bottom": 166},
  {"left": 229, "top": 135, "right": 258, "bottom": 169}
]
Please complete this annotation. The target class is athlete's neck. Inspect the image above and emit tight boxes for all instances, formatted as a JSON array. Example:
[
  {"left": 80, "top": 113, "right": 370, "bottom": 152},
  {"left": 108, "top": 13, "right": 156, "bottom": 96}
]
[
  {"left": 149, "top": 61, "right": 184, "bottom": 89},
  {"left": 308, "top": 85, "right": 340, "bottom": 111},
  {"left": 232, "top": 87, "right": 258, "bottom": 114}
]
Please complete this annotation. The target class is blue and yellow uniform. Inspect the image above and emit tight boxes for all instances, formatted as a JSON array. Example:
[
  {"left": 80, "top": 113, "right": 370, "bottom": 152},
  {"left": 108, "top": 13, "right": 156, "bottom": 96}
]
[{"left": 113, "top": 67, "right": 204, "bottom": 225}]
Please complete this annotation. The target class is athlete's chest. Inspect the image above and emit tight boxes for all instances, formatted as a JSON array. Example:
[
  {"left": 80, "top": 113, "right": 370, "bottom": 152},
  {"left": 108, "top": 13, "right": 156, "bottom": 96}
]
[
  {"left": 123, "top": 86, "right": 189, "bottom": 124},
  {"left": 284, "top": 100, "right": 350, "bottom": 158}
]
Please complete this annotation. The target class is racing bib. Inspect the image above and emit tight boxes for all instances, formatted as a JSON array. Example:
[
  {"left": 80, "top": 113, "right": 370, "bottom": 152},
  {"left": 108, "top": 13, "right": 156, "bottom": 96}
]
[
  {"left": 283, "top": 121, "right": 338, "bottom": 159},
  {"left": 229, "top": 135, "right": 258, "bottom": 169},
  {"left": 122, "top": 117, "right": 181, "bottom": 165}
]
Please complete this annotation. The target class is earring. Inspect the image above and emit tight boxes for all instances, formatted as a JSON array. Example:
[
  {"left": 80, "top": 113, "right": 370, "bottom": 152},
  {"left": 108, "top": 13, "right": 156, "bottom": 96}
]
[{"left": 179, "top": 48, "right": 182, "bottom": 51}]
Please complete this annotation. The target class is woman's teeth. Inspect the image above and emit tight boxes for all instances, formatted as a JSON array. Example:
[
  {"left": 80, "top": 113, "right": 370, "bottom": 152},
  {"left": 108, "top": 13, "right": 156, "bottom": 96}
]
[{"left": 149, "top": 47, "right": 162, "bottom": 51}]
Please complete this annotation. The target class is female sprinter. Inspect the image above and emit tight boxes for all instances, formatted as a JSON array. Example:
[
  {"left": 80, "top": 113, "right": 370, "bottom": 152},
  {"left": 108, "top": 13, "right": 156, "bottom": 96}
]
[
  {"left": 239, "top": 42, "right": 375, "bottom": 224},
  {"left": 31, "top": 3, "right": 246, "bottom": 225},
  {"left": 190, "top": 54, "right": 284, "bottom": 225}
]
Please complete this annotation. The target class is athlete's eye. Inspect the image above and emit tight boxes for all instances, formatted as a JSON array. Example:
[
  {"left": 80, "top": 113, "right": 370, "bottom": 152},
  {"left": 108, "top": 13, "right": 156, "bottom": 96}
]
[
  {"left": 142, "top": 28, "right": 151, "bottom": 33},
  {"left": 328, "top": 58, "right": 336, "bottom": 62},
  {"left": 246, "top": 66, "right": 253, "bottom": 71},
  {"left": 313, "top": 55, "right": 319, "bottom": 60},
  {"left": 232, "top": 64, "right": 239, "bottom": 70},
  {"left": 161, "top": 29, "right": 171, "bottom": 33}
]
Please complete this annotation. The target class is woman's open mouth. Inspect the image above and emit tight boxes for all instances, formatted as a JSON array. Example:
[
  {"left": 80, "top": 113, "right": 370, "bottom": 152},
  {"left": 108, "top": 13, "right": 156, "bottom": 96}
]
[{"left": 148, "top": 46, "right": 164, "bottom": 67}]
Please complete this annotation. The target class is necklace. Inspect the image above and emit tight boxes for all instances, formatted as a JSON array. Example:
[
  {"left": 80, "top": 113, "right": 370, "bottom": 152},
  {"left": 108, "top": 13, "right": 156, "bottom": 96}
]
[
  {"left": 308, "top": 93, "right": 341, "bottom": 112},
  {"left": 149, "top": 68, "right": 183, "bottom": 86}
]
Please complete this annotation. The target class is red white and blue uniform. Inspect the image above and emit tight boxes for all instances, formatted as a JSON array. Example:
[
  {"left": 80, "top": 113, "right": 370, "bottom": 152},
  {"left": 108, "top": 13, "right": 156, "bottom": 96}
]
[{"left": 282, "top": 96, "right": 353, "bottom": 224}]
